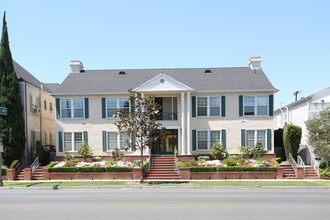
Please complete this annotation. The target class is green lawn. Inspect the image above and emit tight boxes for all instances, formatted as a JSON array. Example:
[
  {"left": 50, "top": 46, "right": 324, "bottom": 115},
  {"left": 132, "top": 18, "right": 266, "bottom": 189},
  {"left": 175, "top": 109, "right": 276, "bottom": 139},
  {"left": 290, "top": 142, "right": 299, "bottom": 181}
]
[{"left": 2, "top": 180, "right": 329, "bottom": 187}]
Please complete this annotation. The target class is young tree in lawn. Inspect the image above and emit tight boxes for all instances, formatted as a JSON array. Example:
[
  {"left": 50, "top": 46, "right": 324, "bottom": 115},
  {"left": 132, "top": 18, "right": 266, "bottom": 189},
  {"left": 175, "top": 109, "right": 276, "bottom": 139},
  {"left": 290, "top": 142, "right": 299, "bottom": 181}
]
[
  {"left": 114, "top": 89, "right": 162, "bottom": 182},
  {"left": 305, "top": 107, "right": 330, "bottom": 168},
  {"left": 0, "top": 12, "right": 25, "bottom": 166}
]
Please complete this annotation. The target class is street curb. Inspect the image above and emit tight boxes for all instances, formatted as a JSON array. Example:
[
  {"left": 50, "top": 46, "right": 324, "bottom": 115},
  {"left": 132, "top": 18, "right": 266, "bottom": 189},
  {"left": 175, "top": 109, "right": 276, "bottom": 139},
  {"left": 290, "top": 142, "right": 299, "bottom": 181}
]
[{"left": 1, "top": 185, "right": 330, "bottom": 190}]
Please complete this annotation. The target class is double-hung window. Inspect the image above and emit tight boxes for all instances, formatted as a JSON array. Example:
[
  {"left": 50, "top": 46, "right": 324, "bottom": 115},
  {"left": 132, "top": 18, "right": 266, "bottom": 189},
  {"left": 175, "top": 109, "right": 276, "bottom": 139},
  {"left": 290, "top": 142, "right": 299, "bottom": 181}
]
[
  {"left": 197, "top": 97, "right": 221, "bottom": 117},
  {"left": 197, "top": 130, "right": 221, "bottom": 150},
  {"left": 120, "top": 132, "right": 130, "bottom": 149},
  {"left": 64, "top": 132, "right": 82, "bottom": 152},
  {"left": 244, "top": 96, "right": 268, "bottom": 116},
  {"left": 61, "top": 99, "right": 84, "bottom": 119},
  {"left": 245, "top": 130, "right": 266, "bottom": 148},
  {"left": 197, "top": 131, "right": 208, "bottom": 150},
  {"left": 107, "top": 132, "right": 117, "bottom": 151},
  {"left": 106, "top": 98, "right": 130, "bottom": 118},
  {"left": 107, "top": 131, "right": 130, "bottom": 151}
]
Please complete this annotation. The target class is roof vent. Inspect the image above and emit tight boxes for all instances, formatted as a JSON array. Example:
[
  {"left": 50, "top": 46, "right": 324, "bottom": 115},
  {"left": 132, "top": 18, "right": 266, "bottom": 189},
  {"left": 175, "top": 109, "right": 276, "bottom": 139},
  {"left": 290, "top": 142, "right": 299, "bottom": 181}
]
[
  {"left": 204, "top": 69, "right": 212, "bottom": 73},
  {"left": 119, "top": 71, "right": 126, "bottom": 75}
]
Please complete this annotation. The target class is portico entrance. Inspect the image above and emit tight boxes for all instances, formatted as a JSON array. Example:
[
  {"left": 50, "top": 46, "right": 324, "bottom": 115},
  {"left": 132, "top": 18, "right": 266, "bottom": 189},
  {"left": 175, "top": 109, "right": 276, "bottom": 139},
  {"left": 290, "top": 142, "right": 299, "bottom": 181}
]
[{"left": 151, "top": 129, "right": 178, "bottom": 155}]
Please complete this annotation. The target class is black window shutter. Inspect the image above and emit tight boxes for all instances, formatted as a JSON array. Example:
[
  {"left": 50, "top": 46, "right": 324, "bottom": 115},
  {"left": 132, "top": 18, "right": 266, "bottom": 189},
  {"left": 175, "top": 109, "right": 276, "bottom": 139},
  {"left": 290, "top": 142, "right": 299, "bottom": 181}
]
[
  {"left": 192, "top": 96, "right": 196, "bottom": 117},
  {"left": 84, "top": 98, "right": 89, "bottom": 119},
  {"left": 56, "top": 98, "right": 60, "bottom": 119},
  {"left": 221, "top": 96, "right": 226, "bottom": 117},
  {"left": 239, "top": 95, "right": 243, "bottom": 117}
]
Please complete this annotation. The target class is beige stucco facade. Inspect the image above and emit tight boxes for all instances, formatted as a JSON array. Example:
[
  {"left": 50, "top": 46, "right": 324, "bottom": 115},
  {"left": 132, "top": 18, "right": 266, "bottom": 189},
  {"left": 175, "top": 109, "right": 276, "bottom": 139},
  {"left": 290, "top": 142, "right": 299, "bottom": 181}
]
[
  {"left": 20, "top": 81, "right": 56, "bottom": 164},
  {"left": 56, "top": 91, "right": 274, "bottom": 157}
]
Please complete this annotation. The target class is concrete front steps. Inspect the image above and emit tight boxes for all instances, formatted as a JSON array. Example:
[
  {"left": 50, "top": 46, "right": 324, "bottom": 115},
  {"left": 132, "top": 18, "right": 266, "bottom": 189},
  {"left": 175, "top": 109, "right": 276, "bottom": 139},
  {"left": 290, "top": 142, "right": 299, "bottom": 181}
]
[{"left": 144, "top": 155, "right": 181, "bottom": 180}]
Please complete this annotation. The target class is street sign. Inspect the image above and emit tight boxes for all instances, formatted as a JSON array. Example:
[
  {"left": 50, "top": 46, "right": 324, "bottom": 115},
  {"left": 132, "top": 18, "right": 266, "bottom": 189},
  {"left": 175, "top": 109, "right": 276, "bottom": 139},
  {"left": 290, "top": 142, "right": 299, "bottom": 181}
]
[
  {"left": 0, "top": 142, "right": 3, "bottom": 153},
  {"left": 0, "top": 107, "right": 7, "bottom": 116}
]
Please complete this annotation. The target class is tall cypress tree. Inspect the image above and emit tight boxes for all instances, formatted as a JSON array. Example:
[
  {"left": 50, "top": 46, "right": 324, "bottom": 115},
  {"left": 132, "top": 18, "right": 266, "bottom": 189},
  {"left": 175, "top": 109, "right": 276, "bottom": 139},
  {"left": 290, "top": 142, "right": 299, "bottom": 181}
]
[{"left": 0, "top": 12, "right": 25, "bottom": 166}]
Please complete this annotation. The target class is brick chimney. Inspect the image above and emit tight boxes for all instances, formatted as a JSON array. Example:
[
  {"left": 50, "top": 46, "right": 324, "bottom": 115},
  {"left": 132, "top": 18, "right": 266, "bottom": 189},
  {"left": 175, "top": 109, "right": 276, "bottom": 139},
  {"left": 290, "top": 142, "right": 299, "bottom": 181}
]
[
  {"left": 70, "top": 60, "right": 84, "bottom": 73},
  {"left": 248, "top": 57, "right": 261, "bottom": 70}
]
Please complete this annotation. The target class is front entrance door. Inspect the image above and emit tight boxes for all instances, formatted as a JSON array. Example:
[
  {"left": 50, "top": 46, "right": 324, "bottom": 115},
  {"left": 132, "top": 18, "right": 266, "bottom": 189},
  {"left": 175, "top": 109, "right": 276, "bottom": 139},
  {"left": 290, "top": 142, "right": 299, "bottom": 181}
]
[{"left": 151, "top": 129, "right": 178, "bottom": 154}]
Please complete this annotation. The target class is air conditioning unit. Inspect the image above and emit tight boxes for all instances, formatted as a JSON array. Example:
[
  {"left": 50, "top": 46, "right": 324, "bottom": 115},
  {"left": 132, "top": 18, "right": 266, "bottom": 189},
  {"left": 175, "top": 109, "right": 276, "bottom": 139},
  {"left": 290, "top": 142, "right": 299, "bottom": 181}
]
[{"left": 33, "top": 107, "right": 41, "bottom": 114}]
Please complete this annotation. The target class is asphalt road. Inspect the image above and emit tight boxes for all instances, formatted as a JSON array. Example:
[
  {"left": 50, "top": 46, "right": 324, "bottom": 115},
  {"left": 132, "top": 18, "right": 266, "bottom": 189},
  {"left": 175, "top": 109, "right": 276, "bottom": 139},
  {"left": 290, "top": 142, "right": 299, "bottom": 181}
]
[{"left": 0, "top": 187, "right": 329, "bottom": 220}]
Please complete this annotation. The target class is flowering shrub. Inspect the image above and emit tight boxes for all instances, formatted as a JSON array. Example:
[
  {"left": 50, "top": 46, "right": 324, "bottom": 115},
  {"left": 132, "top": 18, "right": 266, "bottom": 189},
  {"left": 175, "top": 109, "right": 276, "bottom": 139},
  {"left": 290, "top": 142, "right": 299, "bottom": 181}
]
[
  {"left": 51, "top": 160, "right": 132, "bottom": 168},
  {"left": 188, "top": 158, "right": 277, "bottom": 168}
]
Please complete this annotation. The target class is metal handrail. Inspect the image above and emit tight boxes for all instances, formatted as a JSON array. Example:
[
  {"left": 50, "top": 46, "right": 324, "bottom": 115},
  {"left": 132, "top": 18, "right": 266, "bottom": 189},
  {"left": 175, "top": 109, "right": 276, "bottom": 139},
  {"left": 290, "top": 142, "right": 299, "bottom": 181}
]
[
  {"left": 311, "top": 157, "right": 320, "bottom": 177},
  {"left": 30, "top": 157, "right": 39, "bottom": 175},
  {"left": 14, "top": 160, "right": 22, "bottom": 172},
  {"left": 297, "top": 156, "right": 306, "bottom": 174},
  {"left": 174, "top": 146, "right": 180, "bottom": 175},
  {"left": 288, "top": 153, "right": 296, "bottom": 175}
]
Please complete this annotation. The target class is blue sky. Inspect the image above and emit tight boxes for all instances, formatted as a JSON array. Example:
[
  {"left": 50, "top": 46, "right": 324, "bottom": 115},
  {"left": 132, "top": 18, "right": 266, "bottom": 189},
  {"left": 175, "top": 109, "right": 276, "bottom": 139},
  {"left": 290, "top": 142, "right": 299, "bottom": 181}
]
[{"left": 1, "top": 0, "right": 330, "bottom": 109}]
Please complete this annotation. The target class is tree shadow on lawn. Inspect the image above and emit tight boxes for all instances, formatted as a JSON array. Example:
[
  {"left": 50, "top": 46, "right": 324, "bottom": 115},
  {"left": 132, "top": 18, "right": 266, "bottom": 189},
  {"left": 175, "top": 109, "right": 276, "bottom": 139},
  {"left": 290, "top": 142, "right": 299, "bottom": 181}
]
[{"left": 25, "top": 181, "right": 63, "bottom": 190}]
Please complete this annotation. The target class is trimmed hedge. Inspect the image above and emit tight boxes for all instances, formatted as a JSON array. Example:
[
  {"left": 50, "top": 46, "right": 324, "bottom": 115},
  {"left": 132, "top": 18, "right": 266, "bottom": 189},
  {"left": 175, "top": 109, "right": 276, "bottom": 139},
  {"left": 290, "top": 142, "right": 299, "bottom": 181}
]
[
  {"left": 77, "top": 167, "right": 106, "bottom": 172},
  {"left": 190, "top": 166, "right": 217, "bottom": 172},
  {"left": 48, "top": 166, "right": 133, "bottom": 173},
  {"left": 190, "top": 166, "right": 277, "bottom": 172},
  {"left": 49, "top": 167, "right": 78, "bottom": 172},
  {"left": 1, "top": 168, "right": 6, "bottom": 176},
  {"left": 106, "top": 167, "right": 133, "bottom": 172}
]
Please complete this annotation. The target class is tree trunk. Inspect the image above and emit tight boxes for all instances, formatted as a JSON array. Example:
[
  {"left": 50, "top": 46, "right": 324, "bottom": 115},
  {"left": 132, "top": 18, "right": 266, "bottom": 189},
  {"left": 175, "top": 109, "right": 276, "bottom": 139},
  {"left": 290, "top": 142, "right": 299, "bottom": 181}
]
[{"left": 140, "top": 136, "right": 144, "bottom": 183}]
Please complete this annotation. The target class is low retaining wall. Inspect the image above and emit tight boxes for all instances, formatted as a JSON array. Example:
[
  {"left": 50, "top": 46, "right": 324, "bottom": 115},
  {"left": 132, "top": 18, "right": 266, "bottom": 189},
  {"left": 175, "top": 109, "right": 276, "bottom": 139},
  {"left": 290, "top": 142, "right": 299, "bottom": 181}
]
[
  {"left": 190, "top": 171, "right": 278, "bottom": 179},
  {"left": 48, "top": 172, "right": 134, "bottom": 180},
  {"left": 42, "top": 167, "right": 140, "bottom": 180}
]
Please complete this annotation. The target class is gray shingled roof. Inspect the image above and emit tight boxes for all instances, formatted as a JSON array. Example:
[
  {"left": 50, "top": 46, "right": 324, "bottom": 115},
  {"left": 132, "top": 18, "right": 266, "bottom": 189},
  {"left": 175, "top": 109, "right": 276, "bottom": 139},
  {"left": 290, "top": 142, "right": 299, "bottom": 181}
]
[
  {"left": 44, "top": 83, "right": 60, "bottom": 93},
  {"left": 54, "top": 67, "right": 278, "bottom": 94},
  {"left": 13, "top": 60, "right": 52, "bottom": 93}
]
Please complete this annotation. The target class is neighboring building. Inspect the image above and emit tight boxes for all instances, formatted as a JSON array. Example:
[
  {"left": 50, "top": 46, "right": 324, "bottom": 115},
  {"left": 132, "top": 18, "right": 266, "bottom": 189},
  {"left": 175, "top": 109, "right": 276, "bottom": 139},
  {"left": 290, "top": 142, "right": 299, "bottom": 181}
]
[
  {"left": 53, "top": 57, "right": 278, "bottom": 159},
  {"left": 14, "top": 61, "right": 57, "bottom": 165},
  {"left": 274, "top": 87, "right": 330, "bottom": 163}
]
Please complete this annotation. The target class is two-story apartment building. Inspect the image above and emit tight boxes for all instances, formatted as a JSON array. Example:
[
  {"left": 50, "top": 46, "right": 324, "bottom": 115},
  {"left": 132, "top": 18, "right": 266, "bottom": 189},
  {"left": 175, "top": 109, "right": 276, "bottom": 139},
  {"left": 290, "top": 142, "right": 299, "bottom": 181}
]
[
  {"left": 274, "top": 87, "right": 330, "bottom": 164},
  {"left": 53, "top": 57, "right": 278, "bottom": 159},
  {"left": 14, "top": 61, "right": 57, "bottom": 165}
]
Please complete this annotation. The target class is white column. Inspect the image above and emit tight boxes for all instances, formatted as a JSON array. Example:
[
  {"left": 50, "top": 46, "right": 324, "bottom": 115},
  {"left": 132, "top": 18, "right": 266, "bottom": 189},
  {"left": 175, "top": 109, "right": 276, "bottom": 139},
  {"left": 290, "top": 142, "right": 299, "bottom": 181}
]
[
  {"left": 187, "top": 92, "right": 191, "bottom": 155},
  {"left": 181, "top": 92, "right": 186, "bottom": 155}
]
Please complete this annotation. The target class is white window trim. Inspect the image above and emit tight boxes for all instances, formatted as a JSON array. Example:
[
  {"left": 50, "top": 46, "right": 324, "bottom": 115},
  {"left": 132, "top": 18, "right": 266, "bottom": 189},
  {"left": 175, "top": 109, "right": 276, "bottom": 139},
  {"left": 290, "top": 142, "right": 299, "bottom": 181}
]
[
  {"left": 196, "top": 130, "right": 222, "bottom": 151},
  {"left": 63, "top": 132, "right": 83, "bottom": 152},
  {"left": 106, "top": 97, "right": 131, "bottom": 119},
  {"left": 196, "top": 96, "right": 222, "bottom": 118},
  {"left": 243, "top": 96, "right": 269, "bottom": 117},
  {"left": 60, "top": 98, "right": 85, "bottom": 119},
  {"left": 106, "top": 131, "right": 131, "bottom": 151},
  {"left": 245, "top": 130, "right": 267, "bottom": 149}
]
